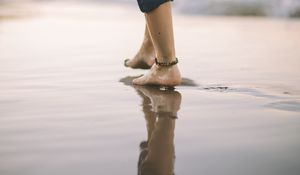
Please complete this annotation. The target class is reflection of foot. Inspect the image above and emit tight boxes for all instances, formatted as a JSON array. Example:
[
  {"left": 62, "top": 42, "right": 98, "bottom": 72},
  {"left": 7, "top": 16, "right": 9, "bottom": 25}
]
[
  {"left": 132, "top": 64, "right": 181, "bottom": 86},
  {"left": 134, "top": 85, "right": 182, "bottom": 117},
  {"left": 124, "top": 51, "right": 155, "bottom": 69}
]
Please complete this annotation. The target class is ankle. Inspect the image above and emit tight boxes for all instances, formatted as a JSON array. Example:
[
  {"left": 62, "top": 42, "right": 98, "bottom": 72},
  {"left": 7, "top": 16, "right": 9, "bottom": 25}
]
[
  {"left": 141, "top": 41, "right": 154, "bottom": 52},
  {"left": 155, "top": 57, "right": 178, "bottom": 67},
  {"left": 139, "top": 46, "right": 154, "bottom": 56}
]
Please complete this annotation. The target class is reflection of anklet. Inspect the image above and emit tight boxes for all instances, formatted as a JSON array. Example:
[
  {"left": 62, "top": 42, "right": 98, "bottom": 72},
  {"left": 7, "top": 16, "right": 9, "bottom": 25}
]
[
  {"left": 156, "top": 112, "right": 178, "bottom": 119},
  {"left": 155, "top": 58, "right": 178, "bottom": 67}
]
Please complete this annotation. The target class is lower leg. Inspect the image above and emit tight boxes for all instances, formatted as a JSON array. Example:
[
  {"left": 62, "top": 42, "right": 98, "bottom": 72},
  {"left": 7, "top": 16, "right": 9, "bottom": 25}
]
[
  {"left": 135, "top": 86, "right": 180, "bottom": 174},
  {"left": 133, "top": 2, "right": 181, "bottom": 86},
  {"left": 145, "top": 2, "right": 176, "bottom": 62},
  {"left": 125, "top": 25, "right": 155, "bottom": 69}
]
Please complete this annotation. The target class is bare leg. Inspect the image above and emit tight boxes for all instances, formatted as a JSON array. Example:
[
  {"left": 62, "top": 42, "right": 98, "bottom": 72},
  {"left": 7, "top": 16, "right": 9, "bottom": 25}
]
[
  {"left": 133, "top": 2, "right": 181, "bottom": 86},
  {"left": 125, "top": 24, "right": 155, "bottom": 69},
  {"left": 134, "top": 86, "right": 181, "bottom": 175}
]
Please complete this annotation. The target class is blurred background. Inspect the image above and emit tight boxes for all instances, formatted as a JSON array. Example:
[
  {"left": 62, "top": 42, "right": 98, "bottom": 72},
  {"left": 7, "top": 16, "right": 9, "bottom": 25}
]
[
  {"left": 1, "top": 1, "right": 300, "bottom": 175},
  {"left": 1, "top": 0, "right": 300, "bottom": 18}
]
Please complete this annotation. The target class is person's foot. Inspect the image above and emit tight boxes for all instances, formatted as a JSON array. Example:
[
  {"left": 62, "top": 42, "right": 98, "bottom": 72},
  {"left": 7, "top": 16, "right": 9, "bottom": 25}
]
[
  {"left": 132, "top": 64, "right": 182, "bottom": 86},
  {"left": 124, "top": 50, "right": 155, "bottom": 69}
]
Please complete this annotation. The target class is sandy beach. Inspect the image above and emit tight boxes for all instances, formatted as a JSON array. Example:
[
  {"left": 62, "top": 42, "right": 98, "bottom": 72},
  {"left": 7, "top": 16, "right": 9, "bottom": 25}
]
[{"left": 0, "top": 2, "right": 300, "bottom": 175}]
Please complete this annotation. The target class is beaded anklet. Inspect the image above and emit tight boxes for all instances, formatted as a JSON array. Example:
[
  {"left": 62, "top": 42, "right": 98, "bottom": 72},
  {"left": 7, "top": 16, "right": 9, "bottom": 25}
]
[{"left": 155, "top": 58, "right": 178, "bottom": 67}]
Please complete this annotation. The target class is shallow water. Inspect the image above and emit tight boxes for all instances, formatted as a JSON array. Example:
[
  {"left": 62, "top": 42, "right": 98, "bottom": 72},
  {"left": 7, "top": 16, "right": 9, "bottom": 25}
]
[{"left": 0, "top": 2, "right": 300, "bottom": 175}]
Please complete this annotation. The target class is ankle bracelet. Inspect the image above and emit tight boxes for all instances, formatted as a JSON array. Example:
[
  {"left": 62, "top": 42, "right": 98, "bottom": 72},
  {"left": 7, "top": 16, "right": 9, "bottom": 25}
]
[{"left": 155, "top": 58, "right": 178, "bottom": 67}]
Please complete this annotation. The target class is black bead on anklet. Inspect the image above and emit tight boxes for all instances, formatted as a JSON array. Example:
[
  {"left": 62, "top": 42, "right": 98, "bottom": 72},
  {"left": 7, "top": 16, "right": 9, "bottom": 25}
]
[{"left": 155, "top": 58, "right": 178, "bottom": 67}]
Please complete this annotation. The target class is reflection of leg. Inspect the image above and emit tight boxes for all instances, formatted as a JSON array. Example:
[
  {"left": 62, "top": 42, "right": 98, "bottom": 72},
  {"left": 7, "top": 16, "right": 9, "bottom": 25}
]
[
  {"left": 133, "top": 2, "right": 181, "bottom": 86},
  {"left": 125, "top": 25, "right": 155, "bottom": 69},
  {"left": 134, "top": 86, "right": 181, "bottom": 175},
  {"left": 136, "top": 87, "right": 156, "bottom": 175},
  {"left": 141, "top": 117, "right": 175, "bottom": 175},
  {"left": 137, "top": 89, "right": 156, "bottom": 141}
]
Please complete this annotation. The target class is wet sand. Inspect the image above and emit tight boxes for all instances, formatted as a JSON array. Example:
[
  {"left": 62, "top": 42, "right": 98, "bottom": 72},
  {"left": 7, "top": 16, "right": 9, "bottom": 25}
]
[{"left": 0, "top": 2, "right": 300, "bottom": 175}]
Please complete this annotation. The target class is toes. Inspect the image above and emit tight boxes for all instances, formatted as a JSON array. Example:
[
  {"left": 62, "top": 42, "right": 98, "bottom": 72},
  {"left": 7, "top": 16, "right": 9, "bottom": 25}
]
[
  {"left": 124, "top": 59, "right": 130, "bottom": 67},
  {"left": 132, "top": 77, "right": 143, "bottom": 85},
  {"left": 132, "top": 78, "right": 139, "bottom": 85},
  {"left": 133, "top": 75, "right": 148, "bottom": 85}
]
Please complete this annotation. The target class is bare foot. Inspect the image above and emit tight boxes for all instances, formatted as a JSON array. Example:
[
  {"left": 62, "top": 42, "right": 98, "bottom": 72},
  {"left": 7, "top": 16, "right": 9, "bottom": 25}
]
[
  {"left": 124, "top": 50, "right": 155, "bottom": 69},
  {"left": 132, "top": 64, "right": 182, "bottom": 86}
]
